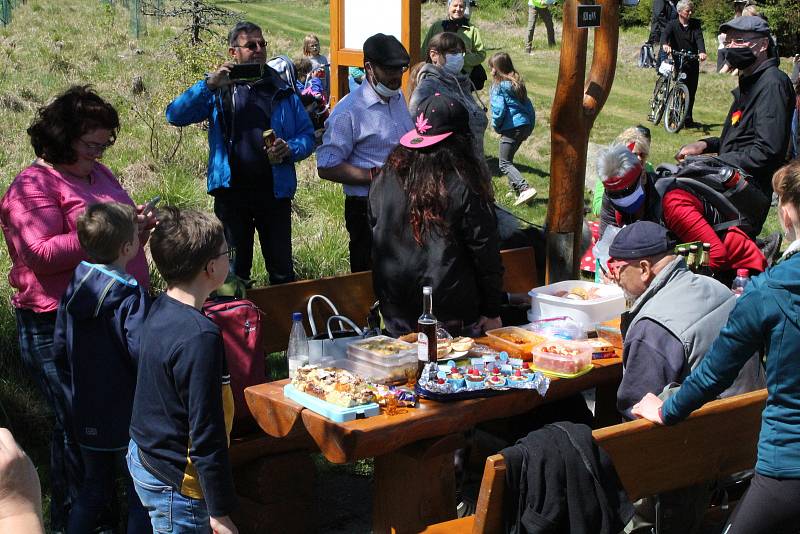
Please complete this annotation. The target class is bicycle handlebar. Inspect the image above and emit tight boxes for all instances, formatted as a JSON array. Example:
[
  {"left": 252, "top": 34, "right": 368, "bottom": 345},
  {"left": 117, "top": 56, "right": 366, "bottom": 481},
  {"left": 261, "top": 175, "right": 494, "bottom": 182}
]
[{"left": 671, "top": 49, "right": 699, "bottom": 59}]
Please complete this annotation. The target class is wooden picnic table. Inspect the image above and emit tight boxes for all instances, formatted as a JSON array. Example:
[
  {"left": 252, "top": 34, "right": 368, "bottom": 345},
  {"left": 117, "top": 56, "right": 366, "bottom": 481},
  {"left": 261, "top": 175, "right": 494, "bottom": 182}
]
[{"left": 244, "top": 355, "right": 622, "bottom": 533}]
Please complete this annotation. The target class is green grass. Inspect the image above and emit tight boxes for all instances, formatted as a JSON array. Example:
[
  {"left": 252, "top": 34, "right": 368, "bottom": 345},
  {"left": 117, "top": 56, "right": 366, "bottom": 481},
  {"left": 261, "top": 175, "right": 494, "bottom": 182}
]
[{"left": 0, "top": 0, "right": 790, "bottom": 529}]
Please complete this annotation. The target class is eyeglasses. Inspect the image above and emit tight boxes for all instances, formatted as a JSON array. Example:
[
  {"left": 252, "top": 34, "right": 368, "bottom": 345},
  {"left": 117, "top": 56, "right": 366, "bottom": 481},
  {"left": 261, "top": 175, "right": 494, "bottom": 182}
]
[
  {"left": 77, "top": 138, "right": 115, "bottom": 154},
  {"left": 214, "top": 247, "right": 236, "bottom": 261},
  {"left": 235, "top": 40, "right": 267, "bottom": 51},
  {"left": 723, "top": 36, "right": 765, "bottom": 46},
  {"left": 366, "top": 62, "right": 409, "bottom": 74},
  {"left": 606, "top": 258, "right": 631, "bottom": 278}
]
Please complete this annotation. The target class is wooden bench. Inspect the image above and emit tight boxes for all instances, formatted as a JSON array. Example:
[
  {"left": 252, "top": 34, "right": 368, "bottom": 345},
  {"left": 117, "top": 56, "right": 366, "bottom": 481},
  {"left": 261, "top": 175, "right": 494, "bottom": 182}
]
[
  {"left": 247, "top": 246, "right": 538, "bottom": 354},
  {"left": 422, "top": 389, "right": 768, "bottom": 533}
]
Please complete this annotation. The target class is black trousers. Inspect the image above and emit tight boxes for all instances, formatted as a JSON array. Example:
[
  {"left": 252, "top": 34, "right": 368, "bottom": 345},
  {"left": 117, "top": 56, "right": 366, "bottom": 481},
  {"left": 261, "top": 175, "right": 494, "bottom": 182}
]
[
  {"left": 684, "top": 61, "right": 699, "bottom": 121},
  {"left": 724, "top": 472, "right": 800, "bottom": 534},
  {"left": 213, "top": 188, "right": 294, "bottom": 285},
  {"left": 345, "top": 195, "right": 372, "bottom": 273}
]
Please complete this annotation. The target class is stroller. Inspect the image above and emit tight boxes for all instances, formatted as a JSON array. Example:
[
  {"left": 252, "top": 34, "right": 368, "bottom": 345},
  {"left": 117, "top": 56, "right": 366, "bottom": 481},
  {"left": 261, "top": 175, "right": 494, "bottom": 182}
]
[{"left": 268, "top": 55, "right": 329, "bottom": 141}]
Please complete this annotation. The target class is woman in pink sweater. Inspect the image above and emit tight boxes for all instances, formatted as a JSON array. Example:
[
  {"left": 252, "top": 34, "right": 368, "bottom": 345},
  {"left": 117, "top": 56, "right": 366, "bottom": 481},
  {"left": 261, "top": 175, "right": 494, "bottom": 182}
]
[{"left": 0, "top": 85, "right": 154, "bottom": 531}]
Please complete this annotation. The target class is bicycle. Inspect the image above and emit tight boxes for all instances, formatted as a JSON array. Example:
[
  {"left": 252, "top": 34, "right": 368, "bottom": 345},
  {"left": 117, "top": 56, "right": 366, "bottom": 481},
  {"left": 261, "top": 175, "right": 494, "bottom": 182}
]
[{"left": 647, "top": 49, "right": 698, "bottom": 133}]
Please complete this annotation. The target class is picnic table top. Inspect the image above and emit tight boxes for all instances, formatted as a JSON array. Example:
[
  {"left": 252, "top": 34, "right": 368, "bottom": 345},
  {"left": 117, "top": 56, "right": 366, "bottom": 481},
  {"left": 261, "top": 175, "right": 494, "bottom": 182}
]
[{"left": 245, "top": 353, "right": 622, "bottom": 464}]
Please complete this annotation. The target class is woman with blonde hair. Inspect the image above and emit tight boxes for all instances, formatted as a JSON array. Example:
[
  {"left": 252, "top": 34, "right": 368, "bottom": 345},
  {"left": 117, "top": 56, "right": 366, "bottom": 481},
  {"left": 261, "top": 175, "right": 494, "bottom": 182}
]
[
  {"left": 633, "top": 158, "right": 800, "bottom": 534},
  {"left": 488, "top": 52, "right": 537, "bottom": 205}
]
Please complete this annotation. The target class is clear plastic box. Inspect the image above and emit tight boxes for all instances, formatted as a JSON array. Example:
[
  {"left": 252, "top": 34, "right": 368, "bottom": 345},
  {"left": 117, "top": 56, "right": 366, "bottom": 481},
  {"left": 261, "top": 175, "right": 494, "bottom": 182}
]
[
  {"left": 528, "top": 280, "right": 625, "bottom": 332},
  {"left": 346, "top": 336, "right": 417, "bottom": 384},
  {"left": 318, "top": 358, "right": 408, "bottom": 386},
  {"left": 486, "top": 326, "right": 547, "bottom": 355},
  {"left": 531, "top": 340, "right": 593, "bottom": 377}
]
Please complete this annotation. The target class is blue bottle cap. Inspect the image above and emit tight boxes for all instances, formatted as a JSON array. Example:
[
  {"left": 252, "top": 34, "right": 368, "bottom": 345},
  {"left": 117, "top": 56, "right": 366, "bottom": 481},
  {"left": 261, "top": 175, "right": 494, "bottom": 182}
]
[{"left": 292, "top": 312, "right": 302, "bottom": 321}]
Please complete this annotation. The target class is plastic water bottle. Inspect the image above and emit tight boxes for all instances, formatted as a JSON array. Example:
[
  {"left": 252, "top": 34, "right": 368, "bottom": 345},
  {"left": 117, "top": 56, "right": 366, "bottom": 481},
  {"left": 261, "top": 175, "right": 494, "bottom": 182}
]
[
  {"left": 287, "top": 312, "right": 309, "bottom": 378},
  {"left": 731, "top": 269, "right": 750, "bottom": 297}
]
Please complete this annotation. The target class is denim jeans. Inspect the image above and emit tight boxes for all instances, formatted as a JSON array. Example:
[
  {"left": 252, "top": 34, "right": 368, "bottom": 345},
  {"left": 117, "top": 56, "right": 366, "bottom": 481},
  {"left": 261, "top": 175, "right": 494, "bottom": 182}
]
[
  {"left": 15, "top": 307, "right": 82, "bottom": 531},
  {"left": 69, "top": 447, "right": 150, "bottom": 534},
  {"left": 498, "top": 124, "right": 533, "bottom": 194},
  {"left": 127, "top": 441, "right": 212, "bottom": 534}
]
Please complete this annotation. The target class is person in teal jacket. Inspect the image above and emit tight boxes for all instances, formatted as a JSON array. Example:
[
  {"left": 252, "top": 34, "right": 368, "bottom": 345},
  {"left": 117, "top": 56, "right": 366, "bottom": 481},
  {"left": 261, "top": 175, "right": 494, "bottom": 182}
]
[
  {"left": 632, "top": 159, "right": 800, "bottom": 534},
  {"left": 489, "top": 52, "right": 537, "bottom": 206},
  {"left": 166, "top": 21, "right": 314, "bottom": 286}
]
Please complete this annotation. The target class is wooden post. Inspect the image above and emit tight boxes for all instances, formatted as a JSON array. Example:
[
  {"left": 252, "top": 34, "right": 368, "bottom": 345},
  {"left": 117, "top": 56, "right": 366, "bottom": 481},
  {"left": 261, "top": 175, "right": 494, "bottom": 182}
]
[{"left": 545, "top": 0, "right": 619, "bottom": 283}]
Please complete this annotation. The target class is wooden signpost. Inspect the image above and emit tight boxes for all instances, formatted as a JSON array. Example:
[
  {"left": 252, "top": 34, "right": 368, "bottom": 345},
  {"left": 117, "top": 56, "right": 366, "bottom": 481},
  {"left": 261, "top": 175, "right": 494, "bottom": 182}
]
[
  {"left": 545, "top": 0, "right": 619, "bottom": 282},
  {"left": 328, "top": 0, "right": 421, "bottom": 106}
]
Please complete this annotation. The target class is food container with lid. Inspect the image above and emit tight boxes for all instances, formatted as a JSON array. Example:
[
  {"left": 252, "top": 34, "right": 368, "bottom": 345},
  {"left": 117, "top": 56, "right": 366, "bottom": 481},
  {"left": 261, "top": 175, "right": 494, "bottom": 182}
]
[
  {"left": 528, "top": 281, "right": 625, "bottom": 332},
  {"left": 317, "top": 358, "right": 403, "bottom": 385},
  {"left": 486, "top": 326, "right": 547, "bottom": 356},
  {"left": 530, "top": 339, "right": 593, "bottom": 378},
  {"left": 346, "top": 335, "right": 417, "bottom": 384}
]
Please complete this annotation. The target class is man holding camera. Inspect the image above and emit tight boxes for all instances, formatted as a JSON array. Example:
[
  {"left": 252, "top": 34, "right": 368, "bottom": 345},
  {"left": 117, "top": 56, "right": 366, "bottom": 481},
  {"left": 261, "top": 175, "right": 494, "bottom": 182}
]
[{"left": 166, "top": 21, "right": 314, "bottom": 286}]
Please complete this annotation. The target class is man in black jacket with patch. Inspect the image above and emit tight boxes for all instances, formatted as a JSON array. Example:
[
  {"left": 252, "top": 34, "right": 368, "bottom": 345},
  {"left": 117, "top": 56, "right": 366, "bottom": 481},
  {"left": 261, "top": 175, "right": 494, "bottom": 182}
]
[{"left": 677, "top": 16, "right": 794, "bottom": 221}]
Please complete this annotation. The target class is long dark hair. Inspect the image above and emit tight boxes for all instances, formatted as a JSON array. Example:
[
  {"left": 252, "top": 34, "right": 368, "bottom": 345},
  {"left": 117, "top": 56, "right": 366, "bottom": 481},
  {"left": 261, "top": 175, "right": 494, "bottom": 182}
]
[{"left": 383, "top": 133, "right": 493, "bottom": 245}]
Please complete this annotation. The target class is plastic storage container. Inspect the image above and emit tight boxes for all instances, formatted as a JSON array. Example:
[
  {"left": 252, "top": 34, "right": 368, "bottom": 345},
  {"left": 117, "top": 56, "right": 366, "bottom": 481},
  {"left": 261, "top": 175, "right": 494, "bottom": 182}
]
[
  {"left": 486, "top": 326, "right": 547, "bottom": 355},
  {"left": 528, "top": 281, "right": 625, "bottom": 332},
  {"left": 346, "top": 336, "right": 417, "bottom": 384},
  {"left": 531, "top": 339, "right": 593, "bottom": 377},
  {"left": 317, "top": 358, "right": 401, "bottom": 385}
]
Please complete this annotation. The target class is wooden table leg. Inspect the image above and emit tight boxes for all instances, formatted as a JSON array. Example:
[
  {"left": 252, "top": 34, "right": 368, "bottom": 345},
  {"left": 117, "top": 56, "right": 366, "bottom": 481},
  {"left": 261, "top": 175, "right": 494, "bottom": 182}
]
[{"left": 372, "top": 434, "right": 463, "bottom": 534}]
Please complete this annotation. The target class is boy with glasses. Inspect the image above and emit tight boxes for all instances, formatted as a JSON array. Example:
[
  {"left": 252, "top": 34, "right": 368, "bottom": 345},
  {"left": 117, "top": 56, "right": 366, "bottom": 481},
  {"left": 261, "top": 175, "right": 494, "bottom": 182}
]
[
  {"left": 167, "top": 21, "right": 314, "bottom": 288},
  {"left": 128, "top": 207, "right": 238, "bottom": 534}
]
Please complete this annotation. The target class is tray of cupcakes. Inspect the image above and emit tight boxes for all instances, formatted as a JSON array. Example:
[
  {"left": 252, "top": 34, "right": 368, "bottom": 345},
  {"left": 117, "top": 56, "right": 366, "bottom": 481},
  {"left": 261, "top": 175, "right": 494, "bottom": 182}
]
[{"left": 415, "top": 352, "right": 551, "bottom": 401}]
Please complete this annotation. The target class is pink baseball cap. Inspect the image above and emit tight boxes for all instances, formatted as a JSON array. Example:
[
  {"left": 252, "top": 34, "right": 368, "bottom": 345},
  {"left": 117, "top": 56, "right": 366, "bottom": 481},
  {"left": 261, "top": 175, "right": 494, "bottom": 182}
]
[{"left": 400, "top": 93, "right": 469, "bottom": 149}]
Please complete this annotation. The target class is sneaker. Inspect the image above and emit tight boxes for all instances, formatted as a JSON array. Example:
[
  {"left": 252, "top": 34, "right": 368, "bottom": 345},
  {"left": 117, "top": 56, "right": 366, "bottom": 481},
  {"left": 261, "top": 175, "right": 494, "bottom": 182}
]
[{"left": 514, "top": 188, "right": 538, "bottom": 206}]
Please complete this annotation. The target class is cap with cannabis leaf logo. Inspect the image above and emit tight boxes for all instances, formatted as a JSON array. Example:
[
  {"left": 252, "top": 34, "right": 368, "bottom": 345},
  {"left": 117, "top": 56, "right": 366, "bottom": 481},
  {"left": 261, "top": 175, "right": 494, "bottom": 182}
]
[{"left": 400, "top": 93, "right": 470, "bottom": 149}]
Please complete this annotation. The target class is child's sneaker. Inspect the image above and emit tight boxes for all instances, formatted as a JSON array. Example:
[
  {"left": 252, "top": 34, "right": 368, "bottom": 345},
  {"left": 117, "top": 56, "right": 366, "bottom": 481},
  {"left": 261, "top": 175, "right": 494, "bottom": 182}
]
[{"left": 514, "top": 188, "right": 538, "bottom": 206}]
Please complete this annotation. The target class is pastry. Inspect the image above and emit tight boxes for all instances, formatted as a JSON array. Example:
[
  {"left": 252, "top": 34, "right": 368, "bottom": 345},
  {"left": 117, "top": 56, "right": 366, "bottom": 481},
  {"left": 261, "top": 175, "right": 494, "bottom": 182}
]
[{"left": 291, "top": 365, "right": 377, "bottom": 407}]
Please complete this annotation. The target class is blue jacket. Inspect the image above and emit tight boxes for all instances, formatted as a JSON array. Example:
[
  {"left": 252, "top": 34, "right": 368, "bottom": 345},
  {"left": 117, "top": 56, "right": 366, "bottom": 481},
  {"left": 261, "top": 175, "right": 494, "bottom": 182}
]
[
  {"left": 663, "top": 251, "right": 800, "bottom": 478},
  {"left": 490, "top": 81, "right": 535, "bottom": 133},
  {"left": 165, "top": 66, "right": 314, "bottom": 197},
  {"left": 53, "top": 262, "right": 150, "bottom": 450}
]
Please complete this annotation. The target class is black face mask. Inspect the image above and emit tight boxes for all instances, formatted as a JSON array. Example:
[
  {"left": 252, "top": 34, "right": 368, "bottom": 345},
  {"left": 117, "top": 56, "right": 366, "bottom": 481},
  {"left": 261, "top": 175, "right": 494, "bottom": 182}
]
[{"left": 725, "top": 47, "right": 757, "bottom": 70}]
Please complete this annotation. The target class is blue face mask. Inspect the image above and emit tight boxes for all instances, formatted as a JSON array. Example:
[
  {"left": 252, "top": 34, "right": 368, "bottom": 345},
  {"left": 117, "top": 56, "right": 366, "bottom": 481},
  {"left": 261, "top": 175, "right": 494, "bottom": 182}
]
[
  {"left": 614, "top": 187, "right": 646, "bottom": 214},
  {"left": 444, "top": 53, "right": 465, "bottom": 74}
]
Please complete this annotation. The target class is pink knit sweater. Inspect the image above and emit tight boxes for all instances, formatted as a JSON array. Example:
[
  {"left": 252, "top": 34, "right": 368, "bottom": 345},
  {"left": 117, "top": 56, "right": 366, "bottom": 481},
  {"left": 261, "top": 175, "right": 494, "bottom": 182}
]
[{"left": 0, "top": 162, "right": 150, "bottom": 313}]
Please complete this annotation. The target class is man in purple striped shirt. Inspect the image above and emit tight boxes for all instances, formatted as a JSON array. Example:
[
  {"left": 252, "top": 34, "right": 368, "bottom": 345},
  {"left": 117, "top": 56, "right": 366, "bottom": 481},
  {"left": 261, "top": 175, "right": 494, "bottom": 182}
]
[{"left": 317, "top": 33, "right": 414, "bottom": 272}]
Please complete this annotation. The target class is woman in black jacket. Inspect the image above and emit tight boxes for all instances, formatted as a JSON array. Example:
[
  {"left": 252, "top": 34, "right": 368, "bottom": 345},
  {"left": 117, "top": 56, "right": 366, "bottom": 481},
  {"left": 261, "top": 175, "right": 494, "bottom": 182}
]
[
  {"left": 660, "top": 0, "right": 707, "bottom": 127},
  {"left": 368, "top": 94, "right": 503, "bottom": 337}
]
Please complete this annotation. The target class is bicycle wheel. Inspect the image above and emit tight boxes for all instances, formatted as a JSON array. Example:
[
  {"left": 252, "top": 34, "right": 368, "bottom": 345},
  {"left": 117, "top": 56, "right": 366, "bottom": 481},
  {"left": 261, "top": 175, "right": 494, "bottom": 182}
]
[
  {"left": 648, "top": 76, "right": 669, "bottom": 124},
  {"left": 664, "top": 83, "right": 690, "bottom": 133}
]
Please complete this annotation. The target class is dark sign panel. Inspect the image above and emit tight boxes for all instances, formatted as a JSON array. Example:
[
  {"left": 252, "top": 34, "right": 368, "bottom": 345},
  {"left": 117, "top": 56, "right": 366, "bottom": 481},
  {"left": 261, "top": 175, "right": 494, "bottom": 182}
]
[{"left": 577, "top": 4, "right": 602, "bottom": 28}]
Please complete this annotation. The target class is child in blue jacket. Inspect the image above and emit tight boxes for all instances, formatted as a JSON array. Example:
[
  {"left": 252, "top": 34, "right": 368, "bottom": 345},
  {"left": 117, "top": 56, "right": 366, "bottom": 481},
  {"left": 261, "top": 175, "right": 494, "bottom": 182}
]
[
  {"left": 489, "top": 52, "right": 537, "bottom": 206},
  {"left": 53, "top": 202, "right": 150, "bottom": 533}
]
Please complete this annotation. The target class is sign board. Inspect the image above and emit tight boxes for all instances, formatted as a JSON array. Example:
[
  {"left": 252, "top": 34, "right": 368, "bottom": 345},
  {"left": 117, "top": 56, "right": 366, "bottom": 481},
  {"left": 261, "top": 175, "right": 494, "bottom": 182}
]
[
  {"left": 329, "top": 0, "right": 421, "bottom": 106},
  {"left": 343, "top": 0, "right": 403, "bottom": 49},
  {"left": 577, "top": 4, "right": 602, "bottom": 28}
]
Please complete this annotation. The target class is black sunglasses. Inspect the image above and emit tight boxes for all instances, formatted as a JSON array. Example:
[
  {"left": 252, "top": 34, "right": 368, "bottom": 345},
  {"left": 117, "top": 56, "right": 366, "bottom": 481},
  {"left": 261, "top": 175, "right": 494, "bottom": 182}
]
[{"left": 235, "top": 40, "right": 267, "bottom": 51}]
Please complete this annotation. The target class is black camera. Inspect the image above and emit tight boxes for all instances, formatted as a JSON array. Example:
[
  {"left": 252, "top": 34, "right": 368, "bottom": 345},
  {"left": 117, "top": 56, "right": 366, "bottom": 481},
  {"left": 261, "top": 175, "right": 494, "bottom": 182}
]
[{"left": 229, "top": 63, "right": 263, "bottom": 81}]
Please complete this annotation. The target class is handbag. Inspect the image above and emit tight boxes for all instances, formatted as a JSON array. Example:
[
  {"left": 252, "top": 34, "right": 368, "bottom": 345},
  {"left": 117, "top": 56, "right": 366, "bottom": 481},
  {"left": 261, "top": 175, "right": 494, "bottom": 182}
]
[
  {"left": 306, "top": 295, "right": 365, "bottom": 362},
  {"left": 470, "top": 63, "right": 487, "bottom": 91}
]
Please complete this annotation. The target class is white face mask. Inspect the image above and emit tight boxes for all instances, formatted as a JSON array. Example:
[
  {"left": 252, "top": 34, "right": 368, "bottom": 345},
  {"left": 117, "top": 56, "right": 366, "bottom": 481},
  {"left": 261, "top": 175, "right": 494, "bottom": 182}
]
[
  {"left": 444, "top": 53, "right": 465, "bottom": 74},
  {"left": 366, "top": 63, "right": 401, "bottom": 98}
]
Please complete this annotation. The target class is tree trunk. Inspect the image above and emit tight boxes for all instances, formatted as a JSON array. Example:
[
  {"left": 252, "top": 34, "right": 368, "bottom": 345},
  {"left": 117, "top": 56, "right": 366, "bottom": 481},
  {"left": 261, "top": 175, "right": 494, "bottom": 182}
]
[{"left": 545, "top": 0, "right": 619, "bottom": 283}]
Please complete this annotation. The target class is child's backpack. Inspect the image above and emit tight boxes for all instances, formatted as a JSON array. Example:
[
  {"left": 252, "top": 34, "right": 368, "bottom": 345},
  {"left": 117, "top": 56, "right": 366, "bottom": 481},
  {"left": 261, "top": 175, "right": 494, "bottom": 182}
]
[
  {"left": 653, "top": 156, "right": 770, "bottom": 239},
  {"left": 203, "top": 297, "right": 266, "bottom": 436}
]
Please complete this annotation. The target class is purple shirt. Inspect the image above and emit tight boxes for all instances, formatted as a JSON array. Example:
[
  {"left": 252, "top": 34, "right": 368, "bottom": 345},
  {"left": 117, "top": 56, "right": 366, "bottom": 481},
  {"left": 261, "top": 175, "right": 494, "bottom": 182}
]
[{"left": 316, "top": 81, "right": 413, "bottom": 197}]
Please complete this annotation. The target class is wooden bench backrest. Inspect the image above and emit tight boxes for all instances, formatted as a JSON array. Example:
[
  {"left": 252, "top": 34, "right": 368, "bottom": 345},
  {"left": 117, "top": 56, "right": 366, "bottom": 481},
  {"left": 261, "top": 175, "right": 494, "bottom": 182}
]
[
  {"left": 248, "top": 247, "right": 538, "bottom": 354},
  {"left": 470, "top": 389, "right": 768, "bottom": 534}
]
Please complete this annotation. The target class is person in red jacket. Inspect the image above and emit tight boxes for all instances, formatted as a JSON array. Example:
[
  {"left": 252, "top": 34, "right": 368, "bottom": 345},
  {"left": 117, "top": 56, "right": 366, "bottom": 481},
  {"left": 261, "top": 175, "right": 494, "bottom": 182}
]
[{"left": 661, "top": 186, "right": 766, "bottom": 279}]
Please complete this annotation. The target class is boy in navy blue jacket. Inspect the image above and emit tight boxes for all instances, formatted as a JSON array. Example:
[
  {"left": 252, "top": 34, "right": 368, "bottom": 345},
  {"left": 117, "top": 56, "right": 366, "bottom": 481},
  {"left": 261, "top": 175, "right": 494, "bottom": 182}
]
[
  {"left": 128, "top": 206, "right": 237, "bottom": 534},
  {"left": 53, "top": 202, "right": 150, "bottom": 533}
]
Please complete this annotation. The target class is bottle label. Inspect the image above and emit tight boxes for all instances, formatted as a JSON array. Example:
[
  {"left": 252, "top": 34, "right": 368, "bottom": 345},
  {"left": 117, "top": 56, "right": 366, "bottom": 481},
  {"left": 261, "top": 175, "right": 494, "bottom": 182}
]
[{"left": 418, "top": 333, "right": 428, "bottom": 361}]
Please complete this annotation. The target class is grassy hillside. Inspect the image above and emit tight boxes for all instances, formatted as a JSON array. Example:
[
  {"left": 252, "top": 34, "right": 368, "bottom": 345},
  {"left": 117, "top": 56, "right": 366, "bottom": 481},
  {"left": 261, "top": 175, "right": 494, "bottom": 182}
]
[{"left": 0, "top": 0, "right": 785, "bottom": 529}]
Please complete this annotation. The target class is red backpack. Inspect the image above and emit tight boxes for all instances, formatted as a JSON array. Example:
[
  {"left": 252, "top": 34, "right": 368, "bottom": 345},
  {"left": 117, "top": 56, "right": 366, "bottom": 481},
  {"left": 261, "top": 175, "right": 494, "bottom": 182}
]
[{"left": 203, "top": 298, "right": 266, "bottom": 435}]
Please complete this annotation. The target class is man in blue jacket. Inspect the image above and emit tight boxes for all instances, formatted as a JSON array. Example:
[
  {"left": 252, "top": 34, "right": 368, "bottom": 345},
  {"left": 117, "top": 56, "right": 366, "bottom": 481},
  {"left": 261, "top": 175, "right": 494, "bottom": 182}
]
[{"left": 166, "top": 21, "right": 315, "bottom": 286}]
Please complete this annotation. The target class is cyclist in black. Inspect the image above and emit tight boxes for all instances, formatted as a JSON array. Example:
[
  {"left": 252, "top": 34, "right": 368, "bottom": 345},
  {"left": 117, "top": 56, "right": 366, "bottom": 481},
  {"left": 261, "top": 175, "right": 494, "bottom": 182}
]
[{"left": 660, "top": 0, "right": 706, "bottom": 128}]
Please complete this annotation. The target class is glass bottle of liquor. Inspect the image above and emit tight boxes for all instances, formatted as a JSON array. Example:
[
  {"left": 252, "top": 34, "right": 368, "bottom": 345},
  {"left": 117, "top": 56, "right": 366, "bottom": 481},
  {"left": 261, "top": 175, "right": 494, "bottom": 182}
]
[
  {"left": 677, "top": 247, "right": 689, "bottom": 262},
  {"left": 417, "top": 286, "right": 438, "bottom": 380}
]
